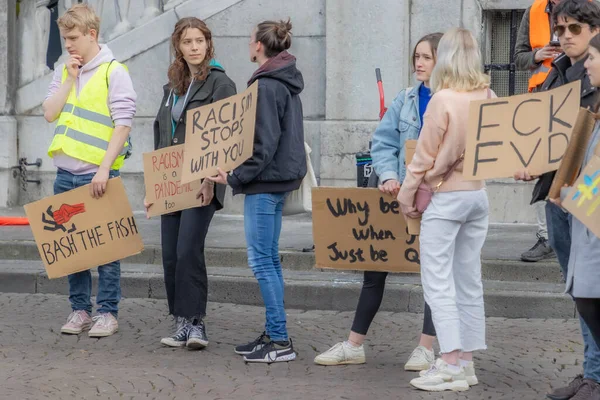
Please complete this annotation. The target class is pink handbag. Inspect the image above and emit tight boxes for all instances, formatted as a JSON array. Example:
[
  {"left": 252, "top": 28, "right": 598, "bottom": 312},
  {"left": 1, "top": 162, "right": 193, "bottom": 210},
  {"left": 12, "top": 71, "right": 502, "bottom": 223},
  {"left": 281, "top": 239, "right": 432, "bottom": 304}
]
[
  {"left": 413, "top": 88, "right": 491, "bottom": 214},
  {"left": 414, "top": 154, "right": 464, "bottom": 213}
]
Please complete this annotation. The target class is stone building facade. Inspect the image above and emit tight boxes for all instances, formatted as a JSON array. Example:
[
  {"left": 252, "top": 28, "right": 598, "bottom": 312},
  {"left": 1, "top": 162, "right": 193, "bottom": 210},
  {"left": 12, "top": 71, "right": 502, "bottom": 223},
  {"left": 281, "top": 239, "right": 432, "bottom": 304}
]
[{"left": 0, "top": 0, "right": 537, "bottom": 223}]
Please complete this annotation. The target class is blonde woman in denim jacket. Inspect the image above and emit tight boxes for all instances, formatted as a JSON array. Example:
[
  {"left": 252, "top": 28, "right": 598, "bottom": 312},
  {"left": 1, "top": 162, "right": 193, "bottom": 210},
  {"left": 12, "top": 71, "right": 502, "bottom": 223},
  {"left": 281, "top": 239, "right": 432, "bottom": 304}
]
[{"left": 314, "top": 33, "right": 445, "bottom": 372}]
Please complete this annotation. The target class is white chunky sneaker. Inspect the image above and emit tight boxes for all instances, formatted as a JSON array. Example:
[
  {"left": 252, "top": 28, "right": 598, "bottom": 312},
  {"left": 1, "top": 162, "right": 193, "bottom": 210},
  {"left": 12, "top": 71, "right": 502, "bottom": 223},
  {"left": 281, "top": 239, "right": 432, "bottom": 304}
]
[
  {"left": 419, "top": 360, "right": 478, "bottom": 386},
  {"left": 410, "top": 359, "right": 469, "bottom": 392},
  {"left": 404, "top": 345, "right": 435, "bottom": 371},
  {"left": 314, "top": 341, "right": 366, "bottom": 366}
]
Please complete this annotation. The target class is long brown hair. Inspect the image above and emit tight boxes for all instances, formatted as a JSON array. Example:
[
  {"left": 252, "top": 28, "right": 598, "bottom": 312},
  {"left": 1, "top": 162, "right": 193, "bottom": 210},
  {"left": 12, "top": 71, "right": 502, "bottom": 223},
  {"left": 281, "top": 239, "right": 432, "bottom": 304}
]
[
  {"left": 168, "top": 18, "right": 215, "bottom": 95},
  {"left": 412, "top": 32, "right": 443, "bottom": 71},
  {"left": 255, "top": 18, "right": 292, "bottom": 58}
]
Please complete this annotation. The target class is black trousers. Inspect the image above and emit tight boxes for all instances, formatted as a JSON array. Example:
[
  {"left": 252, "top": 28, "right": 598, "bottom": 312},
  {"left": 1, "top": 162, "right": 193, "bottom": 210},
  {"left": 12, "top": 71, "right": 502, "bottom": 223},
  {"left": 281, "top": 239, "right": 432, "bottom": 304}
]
[
  {"left": 161, "top": 203, "right": 216, "bottom": 319},
  {"left": 351, "top": 271, "right": 436, "bottom": 337},
  {"left": 575, "top": 298, "right": 600, "bottom": 348}
]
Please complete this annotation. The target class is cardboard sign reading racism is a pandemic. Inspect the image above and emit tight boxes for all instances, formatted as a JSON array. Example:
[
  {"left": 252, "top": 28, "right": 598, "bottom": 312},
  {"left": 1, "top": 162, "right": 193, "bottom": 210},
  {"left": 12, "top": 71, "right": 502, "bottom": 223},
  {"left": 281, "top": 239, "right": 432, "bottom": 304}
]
[
  {"left": 312, "top": 187, "right": 420, "bottom": 273},
  {"left": 463, "top": 81, "right": 581, "bottom": 180},
  {"left": 24, "top": 177, "right": 144, "bottom": 279},
  {"left": 181, "top": 81, "right": 258, "bottom": 184},
  {"left": 143, "top": 144, "right": 202, "bottom": 217},
  {"left": 563, "top": 155, "right": 600, "bottom": 238}
]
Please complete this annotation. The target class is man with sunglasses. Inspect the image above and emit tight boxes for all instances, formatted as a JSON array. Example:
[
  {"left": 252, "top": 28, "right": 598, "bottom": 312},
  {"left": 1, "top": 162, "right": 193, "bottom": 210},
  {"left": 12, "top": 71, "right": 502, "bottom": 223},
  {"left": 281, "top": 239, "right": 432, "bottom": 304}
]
[{"left": 515, "top": 1, "right": 600, "bottom": 399}]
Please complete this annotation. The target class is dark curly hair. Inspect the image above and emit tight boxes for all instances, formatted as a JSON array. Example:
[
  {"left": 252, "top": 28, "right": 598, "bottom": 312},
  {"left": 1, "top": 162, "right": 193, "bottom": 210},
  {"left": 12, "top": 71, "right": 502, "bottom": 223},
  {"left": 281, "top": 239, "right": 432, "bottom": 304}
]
[{"left": 168, "top": 17, "right": 215, "bottom": 96}]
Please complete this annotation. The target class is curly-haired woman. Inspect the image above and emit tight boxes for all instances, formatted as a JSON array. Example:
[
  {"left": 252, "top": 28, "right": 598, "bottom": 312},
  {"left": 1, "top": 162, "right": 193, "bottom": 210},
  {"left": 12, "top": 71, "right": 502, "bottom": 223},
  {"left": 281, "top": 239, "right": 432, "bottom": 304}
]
[{"left": 147, "top": 17, "right": 236, "bottom": 349}]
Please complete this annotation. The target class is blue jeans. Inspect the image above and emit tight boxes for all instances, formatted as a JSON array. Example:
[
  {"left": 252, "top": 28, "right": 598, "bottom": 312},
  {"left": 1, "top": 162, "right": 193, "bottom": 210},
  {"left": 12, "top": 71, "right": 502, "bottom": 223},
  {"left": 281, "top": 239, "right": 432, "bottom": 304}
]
[
  {"left": 54, "top": 168, "right": 121, "bottom": 317},
  {"left": 546, "top": 201, "right": 600, "bottom": 382},
  {"left": 244, "top": 192, "right": 287, "bottom": 342}
]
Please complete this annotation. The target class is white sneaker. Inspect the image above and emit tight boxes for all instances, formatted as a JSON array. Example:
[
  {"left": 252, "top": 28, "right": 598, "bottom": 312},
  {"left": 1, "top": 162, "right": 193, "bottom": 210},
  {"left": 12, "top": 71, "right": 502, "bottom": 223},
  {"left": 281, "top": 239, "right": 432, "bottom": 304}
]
[
  {"left": 419, "top": 360, "right": 478, "bottom": 386},
  {"left": 314, "top": 341, "right": 366, "bottom": 366},
  {"left": 410, "top": 359, "right": 469, "bottom": 392},
  {"left": 404, "top": 345, "right": 435, "bottom": 371}
]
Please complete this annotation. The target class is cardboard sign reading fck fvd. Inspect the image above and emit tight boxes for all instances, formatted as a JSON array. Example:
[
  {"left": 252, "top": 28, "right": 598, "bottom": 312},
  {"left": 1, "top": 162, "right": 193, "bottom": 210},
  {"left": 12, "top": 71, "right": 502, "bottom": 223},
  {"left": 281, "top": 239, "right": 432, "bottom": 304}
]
[
  {"left": 312, "top": 187, "right": 420, "bottom": 273},
  {"left": 143, "top": 144, "right": 202, "bottom": 217},
  {"left": 24, "top": 177, "right": 144, "bottom": 278},
  {"left": 181, "top": 82, "right": 258, "bottom": 184},
  {"left": 464, "top": 81, "right": 581, "bottom": 180}
]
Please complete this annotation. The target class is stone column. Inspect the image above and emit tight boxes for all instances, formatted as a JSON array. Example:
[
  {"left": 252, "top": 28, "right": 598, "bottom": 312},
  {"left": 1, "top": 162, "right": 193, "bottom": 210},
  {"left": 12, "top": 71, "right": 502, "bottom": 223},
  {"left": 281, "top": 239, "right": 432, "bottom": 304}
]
[
  {"left": 0, "top": 0, "right": 19, "bottom": 207},
  {"left": 321, "top": 0, "right": 410, "bottom": 186}
]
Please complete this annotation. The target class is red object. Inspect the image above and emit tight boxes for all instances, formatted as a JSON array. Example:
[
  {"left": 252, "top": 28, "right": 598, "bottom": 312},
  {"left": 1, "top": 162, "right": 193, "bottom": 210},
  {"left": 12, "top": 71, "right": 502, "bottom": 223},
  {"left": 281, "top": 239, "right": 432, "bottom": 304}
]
[
  {"left": 0, "top": 217, "right": 29, "bottom": 226},
  {"left": 52, "top": 203, "right": 86, "bottom": 225},
  {"left": 376, "top": 68, "right": 387, "bottom": 120}
]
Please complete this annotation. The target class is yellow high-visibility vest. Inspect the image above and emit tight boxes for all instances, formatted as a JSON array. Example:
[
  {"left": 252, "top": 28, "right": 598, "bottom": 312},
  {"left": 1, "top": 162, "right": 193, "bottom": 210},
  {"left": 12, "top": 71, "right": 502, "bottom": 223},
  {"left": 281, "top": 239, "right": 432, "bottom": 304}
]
[{"left": 47, "top": 61, "right": 130, "bottom": 170}]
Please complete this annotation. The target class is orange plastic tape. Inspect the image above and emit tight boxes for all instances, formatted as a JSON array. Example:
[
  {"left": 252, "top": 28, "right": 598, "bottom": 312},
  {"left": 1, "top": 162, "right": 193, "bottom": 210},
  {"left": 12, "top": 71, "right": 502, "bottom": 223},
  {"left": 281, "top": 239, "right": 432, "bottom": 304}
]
[{"left": 0, "top": 217, "right": 29, "bottom": 226}]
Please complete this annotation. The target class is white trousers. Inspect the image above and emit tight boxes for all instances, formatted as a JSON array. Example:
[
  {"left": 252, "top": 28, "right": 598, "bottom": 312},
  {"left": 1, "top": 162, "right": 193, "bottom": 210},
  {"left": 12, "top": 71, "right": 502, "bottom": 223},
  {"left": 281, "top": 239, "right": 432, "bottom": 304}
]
[{"left": 420, "top": 189, "right": 489, "bottom": 353}]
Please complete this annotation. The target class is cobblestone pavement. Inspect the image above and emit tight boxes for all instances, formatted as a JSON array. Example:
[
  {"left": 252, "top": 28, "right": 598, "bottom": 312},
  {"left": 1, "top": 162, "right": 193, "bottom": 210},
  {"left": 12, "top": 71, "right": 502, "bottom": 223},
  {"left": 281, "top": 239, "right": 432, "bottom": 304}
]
[{"left": 0, "top": 293, "right": 585, "bottom": 400}]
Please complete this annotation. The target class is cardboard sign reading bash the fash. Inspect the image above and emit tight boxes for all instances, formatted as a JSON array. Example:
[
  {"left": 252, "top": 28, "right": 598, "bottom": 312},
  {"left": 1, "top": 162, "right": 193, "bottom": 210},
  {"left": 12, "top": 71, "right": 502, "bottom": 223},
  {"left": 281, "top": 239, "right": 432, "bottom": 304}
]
[
  {"left": 563, "top": 155, "right": 600, "bottom": 238},
  {"left": 181, "top": 81, "right": 258, "bottom": 184},
  {"left": 24, "top": 177, "right": 144, "bottom": 279},
  {"left": 312, "top": 187, "right": 420, "bottom": 273},
  {"left": 143, "top": 144, "right": 202, "bottom": 217},
  {"left": 463, "top": 81, "right": 581, "bottom": 180}
]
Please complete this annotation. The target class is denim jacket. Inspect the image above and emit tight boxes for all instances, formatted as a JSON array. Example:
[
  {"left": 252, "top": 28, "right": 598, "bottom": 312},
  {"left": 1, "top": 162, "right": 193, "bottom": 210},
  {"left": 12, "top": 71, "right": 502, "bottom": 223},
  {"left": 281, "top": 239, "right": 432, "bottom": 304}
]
[{"left": 371, "top": 82, "right": 423, "bottom": 184}]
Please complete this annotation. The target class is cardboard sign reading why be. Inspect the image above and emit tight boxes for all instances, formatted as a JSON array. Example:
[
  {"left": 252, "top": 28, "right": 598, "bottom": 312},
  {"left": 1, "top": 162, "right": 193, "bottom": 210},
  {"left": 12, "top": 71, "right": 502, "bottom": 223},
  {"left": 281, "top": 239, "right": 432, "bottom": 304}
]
[
  {"left": 563, "top": 155, "right": 600, "bottom": 238},
  {"left": 24, "top": 177, "right": 144, "bottom": 279},
  {"left": 143, "top": 144, "right": 202, "bottom": 217},
  {"left": 463, "top": 81, "right": 581, "bottom": 180},
  {"left": 312, "top": 187, "right": 420, "bottom": 273},
  {"left": 181, "top": 81, "right": 258, "bottom": 183}
]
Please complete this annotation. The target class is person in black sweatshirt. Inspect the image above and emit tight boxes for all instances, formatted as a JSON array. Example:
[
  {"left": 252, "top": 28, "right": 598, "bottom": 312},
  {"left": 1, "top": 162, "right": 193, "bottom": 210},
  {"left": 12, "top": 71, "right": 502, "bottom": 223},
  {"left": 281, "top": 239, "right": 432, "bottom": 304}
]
[{"left": 208, "top": 18, "right": 306, "bottom": 363}]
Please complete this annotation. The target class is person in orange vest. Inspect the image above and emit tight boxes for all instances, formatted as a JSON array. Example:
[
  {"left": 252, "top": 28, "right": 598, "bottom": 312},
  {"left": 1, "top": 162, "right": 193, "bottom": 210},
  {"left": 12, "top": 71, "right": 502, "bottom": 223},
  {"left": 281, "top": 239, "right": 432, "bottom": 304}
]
[{"left": 513, "top": 0, "right": 561, "bottom": 263}]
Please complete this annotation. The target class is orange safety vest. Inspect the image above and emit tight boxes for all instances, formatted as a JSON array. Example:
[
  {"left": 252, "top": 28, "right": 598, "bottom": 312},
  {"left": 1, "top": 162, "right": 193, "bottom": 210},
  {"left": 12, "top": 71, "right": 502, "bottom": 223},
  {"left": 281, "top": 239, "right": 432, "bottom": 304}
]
[{"left": 528, "top": 0, "right": 553, "bottom": 92}]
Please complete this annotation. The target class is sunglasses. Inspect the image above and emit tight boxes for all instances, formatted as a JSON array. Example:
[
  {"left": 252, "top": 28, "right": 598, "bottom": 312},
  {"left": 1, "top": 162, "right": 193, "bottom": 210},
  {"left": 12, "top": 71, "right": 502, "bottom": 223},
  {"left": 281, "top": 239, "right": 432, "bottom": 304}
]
[{"left": 554, "top": 23, "right": 584, "bottom": 37}]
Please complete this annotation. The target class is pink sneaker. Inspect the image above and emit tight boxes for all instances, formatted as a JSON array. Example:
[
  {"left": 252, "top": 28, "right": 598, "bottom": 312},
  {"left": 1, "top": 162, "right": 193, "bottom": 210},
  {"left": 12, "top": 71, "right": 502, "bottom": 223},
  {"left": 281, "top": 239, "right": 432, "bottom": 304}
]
[
  {"left": 61, "top": 310, "right": 93, "bottom": 334},
  {"left": 88, "top": 313, "right": 119, "bottom": 338}
]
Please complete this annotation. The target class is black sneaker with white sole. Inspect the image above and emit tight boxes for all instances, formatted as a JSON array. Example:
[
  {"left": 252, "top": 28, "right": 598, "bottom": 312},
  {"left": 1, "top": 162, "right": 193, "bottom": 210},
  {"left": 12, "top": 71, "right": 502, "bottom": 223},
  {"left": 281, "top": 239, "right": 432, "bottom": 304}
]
[
  {"left": 243, "top": 339, "right": 296, "bottom": 363},
  {"left": 160, "top": 318, "right": 190, "bottom": 348},
  {"left": 235, "top": 332, "right": 270, "bottom": 355},
  {"left": 186, "top": 319, "right": 208, "bottom": 350}
]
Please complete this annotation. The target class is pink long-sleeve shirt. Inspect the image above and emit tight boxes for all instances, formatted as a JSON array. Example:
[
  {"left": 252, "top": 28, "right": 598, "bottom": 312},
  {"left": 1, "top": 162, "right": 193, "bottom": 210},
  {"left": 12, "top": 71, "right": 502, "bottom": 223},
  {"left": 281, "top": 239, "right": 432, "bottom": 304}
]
[{"left": 398, "top": 88, "right": 494, "bottom": 209}]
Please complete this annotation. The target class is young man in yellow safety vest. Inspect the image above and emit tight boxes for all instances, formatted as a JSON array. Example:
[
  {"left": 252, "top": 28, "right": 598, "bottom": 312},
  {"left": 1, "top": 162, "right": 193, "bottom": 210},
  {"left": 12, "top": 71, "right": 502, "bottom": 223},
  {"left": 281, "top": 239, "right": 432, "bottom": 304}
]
[{"left": 42, "top": 4, "right": 137, "bottom": 338}]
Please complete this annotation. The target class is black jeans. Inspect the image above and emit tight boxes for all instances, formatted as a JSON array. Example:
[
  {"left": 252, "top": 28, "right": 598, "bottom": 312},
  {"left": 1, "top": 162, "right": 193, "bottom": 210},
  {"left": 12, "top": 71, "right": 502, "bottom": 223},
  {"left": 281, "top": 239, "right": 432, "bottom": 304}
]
[
  {"left": 351, "top": 271, "right": 436, "bottom": 336},
  {"left": 161, "top": 203, "right": 216, "bottom": 319},
  {"left": 576, "top": 298, "right": 600, "bottom": 348}
]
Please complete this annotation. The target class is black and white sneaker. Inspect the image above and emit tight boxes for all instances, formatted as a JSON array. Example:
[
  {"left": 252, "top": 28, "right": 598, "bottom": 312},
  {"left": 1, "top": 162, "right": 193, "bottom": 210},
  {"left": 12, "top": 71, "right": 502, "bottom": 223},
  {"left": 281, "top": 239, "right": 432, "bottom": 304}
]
[
  {"left": 186, "top": 319, "right": 209, "bottom": 350},
  {"left": 243, "top": 339, "right": 296, "bottom": 363},
  {"left": 160, "top": 317, "right": 190, "bottom": 348},
  {"left": 234, "top": 332, "right": 270, "bottom": 355}
]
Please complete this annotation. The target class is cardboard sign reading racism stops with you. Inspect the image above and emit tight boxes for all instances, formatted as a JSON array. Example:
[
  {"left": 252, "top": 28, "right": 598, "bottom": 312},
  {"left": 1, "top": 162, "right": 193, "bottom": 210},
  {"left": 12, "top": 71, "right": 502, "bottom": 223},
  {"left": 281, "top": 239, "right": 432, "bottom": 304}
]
[{"left": 181, "top": 82, "right": 258, "bottom": 183}]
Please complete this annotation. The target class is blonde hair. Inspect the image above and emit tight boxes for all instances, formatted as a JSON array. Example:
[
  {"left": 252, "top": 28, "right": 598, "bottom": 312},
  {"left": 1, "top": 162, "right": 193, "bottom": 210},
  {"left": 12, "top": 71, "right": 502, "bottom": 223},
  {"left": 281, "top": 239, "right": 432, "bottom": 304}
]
[
  {"left": 429, "top": 28, "right": 489, "bottom": 93},
  {"left": 57, "top": 4, "right": 100, "bottom": 36}
]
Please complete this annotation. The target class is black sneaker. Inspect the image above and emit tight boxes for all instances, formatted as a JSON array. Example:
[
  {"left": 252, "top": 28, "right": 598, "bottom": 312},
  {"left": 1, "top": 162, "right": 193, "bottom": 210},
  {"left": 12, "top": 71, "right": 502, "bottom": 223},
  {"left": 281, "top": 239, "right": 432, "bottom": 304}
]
[
  {"left": 160, "top": 317, "right": 190, "bottom": 348},
  {"left": 186, "top": 319, "right": 208, "bottom": 350},
  {"left": 234, "top": 332, "right": 270, "bottom": 355},
  {"left": 521, "top": 234, "right": 555, "bottom": 262},
  {"left": 547, "top": 375, "right": 584, "bottom": 400},
  {"left": 243, "top": 339, "right": 296, "bottom": 363}
]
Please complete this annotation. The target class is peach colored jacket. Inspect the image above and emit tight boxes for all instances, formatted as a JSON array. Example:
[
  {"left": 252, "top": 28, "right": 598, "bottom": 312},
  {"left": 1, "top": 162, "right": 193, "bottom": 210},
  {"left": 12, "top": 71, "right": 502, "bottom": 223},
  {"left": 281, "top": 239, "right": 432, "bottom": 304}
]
[{"left": 398, "top": 88, "right": 495, "bottom": 211}]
